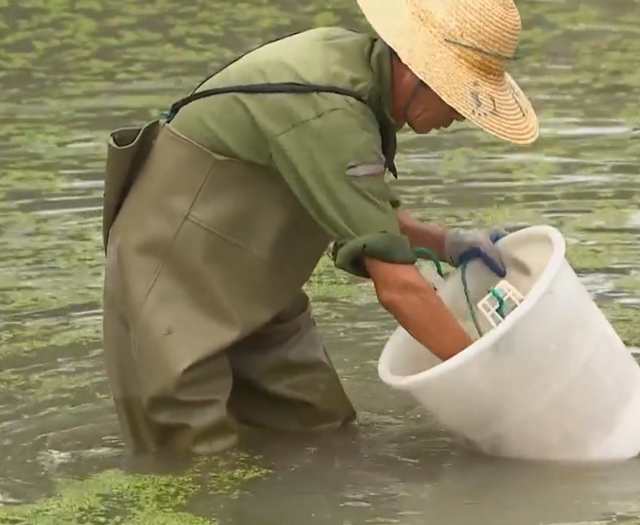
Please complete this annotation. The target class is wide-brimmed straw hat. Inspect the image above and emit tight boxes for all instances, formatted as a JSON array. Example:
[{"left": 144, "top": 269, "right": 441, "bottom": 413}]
[{"left": 356, "top": 0, "right": 539, "bottom": 145}]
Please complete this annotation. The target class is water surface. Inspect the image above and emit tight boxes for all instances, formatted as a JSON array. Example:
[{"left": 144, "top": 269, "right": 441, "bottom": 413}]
[{"left": 1, "top": 0, "right": 640, "bottom": 523}]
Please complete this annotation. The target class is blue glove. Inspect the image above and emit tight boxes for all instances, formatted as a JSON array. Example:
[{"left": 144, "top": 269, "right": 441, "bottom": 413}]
[{"left": 444, "top": 229, "right": 507, "bottom": 278}]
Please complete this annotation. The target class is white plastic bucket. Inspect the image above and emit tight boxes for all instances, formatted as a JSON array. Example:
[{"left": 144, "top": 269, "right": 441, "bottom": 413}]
[{"left": 378, "top": 225, "right": 640, "bottom": 462}]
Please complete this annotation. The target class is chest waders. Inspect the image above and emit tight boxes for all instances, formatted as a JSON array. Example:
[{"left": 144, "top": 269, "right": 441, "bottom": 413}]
[
  {"left": 101, "top": 34, "right": 402, "bottom": 455},
  {"left": 102, "top": 36, "right": 397, "bottom": 254}
]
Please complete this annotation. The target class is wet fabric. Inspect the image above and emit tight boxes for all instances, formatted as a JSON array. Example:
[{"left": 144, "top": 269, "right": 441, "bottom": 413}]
[
  {"left": 103, "top": 125, "right": 355, "bottom": 455},
  {"left": 101, "top": 27, "right": 415, "bottom": 455}
]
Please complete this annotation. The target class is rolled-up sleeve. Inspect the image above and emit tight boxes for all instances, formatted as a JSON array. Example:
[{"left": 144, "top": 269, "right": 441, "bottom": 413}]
[{"left": 270, "top": 105, "right": 415, "bottom": 278}]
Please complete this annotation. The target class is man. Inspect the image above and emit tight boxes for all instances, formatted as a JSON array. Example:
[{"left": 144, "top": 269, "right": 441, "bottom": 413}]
[{"left": 101, "top": 0, "right": 538, "bottom": 456}]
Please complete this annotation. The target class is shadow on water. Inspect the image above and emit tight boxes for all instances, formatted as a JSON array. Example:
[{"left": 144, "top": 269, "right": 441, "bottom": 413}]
[{"left": 1, "top": 0, "right": 640, "bottom": 523}]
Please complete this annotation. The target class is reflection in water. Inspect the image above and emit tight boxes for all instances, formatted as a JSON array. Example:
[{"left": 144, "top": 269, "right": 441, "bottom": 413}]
[{"left": 1, "top": 0, "right": 640, "bottom": 523}]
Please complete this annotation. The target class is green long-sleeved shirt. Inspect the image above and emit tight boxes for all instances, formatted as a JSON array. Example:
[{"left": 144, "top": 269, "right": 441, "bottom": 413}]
[{"left": 170, "top": 27, "right": 416, "bottom": 277}]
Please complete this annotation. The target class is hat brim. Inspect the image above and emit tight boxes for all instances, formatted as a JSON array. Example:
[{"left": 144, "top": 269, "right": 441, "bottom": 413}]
[{"left": 357, "top": 0, "right": 539, "bottom": 145}]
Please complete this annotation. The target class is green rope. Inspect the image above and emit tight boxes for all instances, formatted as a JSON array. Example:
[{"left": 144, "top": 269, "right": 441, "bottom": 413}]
[
  {"left": 413, "top": 247, "right": 444, "bottom": 277},
  {"left": 414, "top": 248, "right": 518, "bottom": 338},
  {"left": 491, "top": 287, "right": 507, "bottom": 318},
  {"left": 414, "top": 248, "right": 484, "bottom": 337},
  {"left": 461, "top": 263, "right": 484, "bottom": 336}
]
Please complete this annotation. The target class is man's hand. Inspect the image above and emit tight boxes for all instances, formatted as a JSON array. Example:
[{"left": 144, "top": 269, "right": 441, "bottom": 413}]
[
  {"left": 444, "top": 229, "right": 507, "bottom": 277},
  {"left": 396, "top": 211, "right": 507, "bottom": 277},
  {"left": 365, "top": 257, "right": 473, "bottom": 361}
]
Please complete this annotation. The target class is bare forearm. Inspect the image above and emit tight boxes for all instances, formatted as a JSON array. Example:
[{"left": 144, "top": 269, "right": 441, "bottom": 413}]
[
  {"left": 396, "top": 209, "right": 447, "bottom": 260},
  {"left": 365, "top": 257, "right": 472, "bottom": 361},
  {"left": 386, "top": 286, "right": 472, "bottom": 361}
]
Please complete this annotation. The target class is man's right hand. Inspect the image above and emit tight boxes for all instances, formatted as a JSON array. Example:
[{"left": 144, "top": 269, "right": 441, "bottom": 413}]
[
  {"left": 444, "top": 229, "right": 507, "bottom": 277},
  {"left": 364, "top": 257, "right": 473, "bottom": 361}
]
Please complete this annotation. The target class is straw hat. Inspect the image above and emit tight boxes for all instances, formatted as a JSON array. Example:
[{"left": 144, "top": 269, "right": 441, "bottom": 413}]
[{"left": 356, "top": 0, "right": 539, "bottom": 145}]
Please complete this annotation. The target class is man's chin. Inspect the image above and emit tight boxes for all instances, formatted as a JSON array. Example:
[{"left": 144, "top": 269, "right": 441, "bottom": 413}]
[{"left": 407, "top": 122, "right": 435, "bottom": 134}]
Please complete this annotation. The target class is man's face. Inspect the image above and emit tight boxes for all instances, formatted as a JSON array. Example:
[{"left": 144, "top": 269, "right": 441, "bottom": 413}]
[{"left": 405, "top": 81, "right": 465, "bottom": 134}]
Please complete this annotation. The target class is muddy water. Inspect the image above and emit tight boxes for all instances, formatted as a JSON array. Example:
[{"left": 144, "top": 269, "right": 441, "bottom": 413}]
[{"left": 1, "top": 0, "right": 640, "bottom": 523}]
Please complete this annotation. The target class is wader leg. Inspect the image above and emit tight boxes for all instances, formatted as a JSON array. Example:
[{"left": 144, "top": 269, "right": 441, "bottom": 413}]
[
  {"left": 103, "top": 288, "right": 155, "bottom": 454},
  {"left": 227, "top": 292, "right": 357, "bottom": 432},
  {"left": 102, "top": 244, "right": 238, "bottom": 457},
  {"left": 103, "top": 287, "right": 239, "bottom": 456}
]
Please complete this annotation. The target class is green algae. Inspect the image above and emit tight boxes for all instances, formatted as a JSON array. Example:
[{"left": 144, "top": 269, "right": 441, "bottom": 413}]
[
  {"left": 304, "top": 254, "right": 368, "bottom": 302},
  {"left": 0, "top": 452, "right": 272, "bottom": 525},
  {"left": 0, "top": 0, "right": 640, "bottom": 523},
  {"left": 0, "top": 469, "right": 214, "bottom": 525},
  {"left": 196, "top": 453, "right": 273, "bottom": 500},
  {"left": 602, "top": 303, "right": 640, "bottom": 347}
]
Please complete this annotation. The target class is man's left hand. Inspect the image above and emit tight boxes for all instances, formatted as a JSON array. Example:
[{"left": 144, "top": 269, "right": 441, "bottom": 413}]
[{"left": 444, "top": 229, "right": 508, "bottom": 278}]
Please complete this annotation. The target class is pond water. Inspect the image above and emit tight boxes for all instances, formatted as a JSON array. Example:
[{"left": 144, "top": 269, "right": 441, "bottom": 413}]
[{"left": 1, "top": 0, "right": 640, "bottom": 523}]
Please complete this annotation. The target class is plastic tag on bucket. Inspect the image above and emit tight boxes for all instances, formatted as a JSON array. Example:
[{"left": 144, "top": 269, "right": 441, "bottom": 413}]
[{"left": 477, "top": 280, "right": 524, "bottom": 328}]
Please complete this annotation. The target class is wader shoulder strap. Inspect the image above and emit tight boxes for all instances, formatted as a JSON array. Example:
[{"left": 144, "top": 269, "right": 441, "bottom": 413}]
[
  {"left": 165, "top": 83, "right": 368, "bottom": 119},
  {"left": 163, "top": 83, "right": 397, "bottom": 178},
  {"left": 162, "top": 32, "right": 397, "bottom": 177}
]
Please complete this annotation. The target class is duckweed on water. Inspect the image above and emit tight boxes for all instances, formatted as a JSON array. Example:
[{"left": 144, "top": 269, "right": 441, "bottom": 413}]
[
  {"left": 0, "top": 452, "right": 272, "bottom": 525},
  {"left": 195, "top": 453, "right": 273, "bottom": 500},
  {"left": 2, "top": 0, "right": 640, "bottom": 523},
  {"left": 304, "top": 254, "right": 369, "bottom": 302},
  {"left": 0, "top": 469, "right": 214, "bottom": 525}
]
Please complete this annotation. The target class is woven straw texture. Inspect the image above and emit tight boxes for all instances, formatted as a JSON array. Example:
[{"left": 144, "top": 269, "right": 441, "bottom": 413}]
[{"left": 356, "top": 0, "right": 539, "bottom": 144}]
